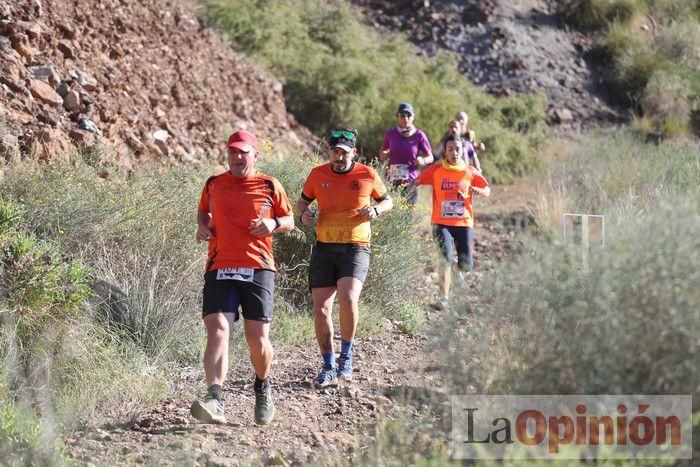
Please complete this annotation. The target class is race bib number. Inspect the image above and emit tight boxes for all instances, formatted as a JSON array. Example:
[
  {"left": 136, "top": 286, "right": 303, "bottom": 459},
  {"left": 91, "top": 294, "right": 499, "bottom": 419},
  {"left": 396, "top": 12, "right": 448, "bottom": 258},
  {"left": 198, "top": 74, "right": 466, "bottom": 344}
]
[
  {"left": 216, "top": 267, "right": 255, "bottom": 282},
  {"left": 388, "top": 164, "right": 410, "bottom": 181},
  {"left": 441, "top": 200, "right": 465, "bottom": 218}
]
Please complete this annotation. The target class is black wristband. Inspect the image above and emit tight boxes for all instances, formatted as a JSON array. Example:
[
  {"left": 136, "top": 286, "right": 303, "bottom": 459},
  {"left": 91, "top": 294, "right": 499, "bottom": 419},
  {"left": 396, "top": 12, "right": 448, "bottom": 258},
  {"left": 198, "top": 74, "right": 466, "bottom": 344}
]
[
  {"left": 373, "top": 206, "right": 379, "bottom": 217},
  {"left": 273, "top": 217, "right": 281, "bottom": 231}
]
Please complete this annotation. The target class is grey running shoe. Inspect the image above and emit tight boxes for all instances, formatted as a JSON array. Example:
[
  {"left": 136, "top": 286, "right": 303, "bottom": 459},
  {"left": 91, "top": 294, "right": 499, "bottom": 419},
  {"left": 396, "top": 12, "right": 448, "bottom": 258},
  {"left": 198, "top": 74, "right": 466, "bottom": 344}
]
[
  {"left": 431, "top": 298, "right": 448, "bottom": 311},
  {"left": 254, "top": 385, "right": 275, "bottom": 425},
  {"left": 312, "top": 366, "right": 338, "bottom": 388},
  {"left": 337, "top": 355, "right": 353, "bottom": 382},
  {"left": 190, "top": 396, "right": 226, "bottom": 424}
]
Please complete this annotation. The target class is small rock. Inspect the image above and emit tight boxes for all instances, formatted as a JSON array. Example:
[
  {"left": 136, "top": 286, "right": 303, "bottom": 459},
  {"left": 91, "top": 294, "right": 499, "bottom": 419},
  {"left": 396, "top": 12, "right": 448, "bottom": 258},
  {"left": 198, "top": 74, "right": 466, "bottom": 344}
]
[
  {"left": 552, "top": 108, "right": 574, "bottom": 124},
  {"left": 152, "top": 129, "right": 170, "bottom": 155},
  {"left": 14, "top": 21, "right": 41, "bottom": 40},
  {"left": 59, "top": 23, "right": 76, "bottom": 39},
  {"left": 27, "top": 64, "right": 60, "bottom": 86},
  {"left": 79, "top": 117, "right": 101, "bottom": 134},
  {"left": 56, "top": 81, "right": 70, "bottom": 97},
  {"left": 57, "top": 40, "right": 75, "bottom": 59},
  {"left": 0, "top": 36, "right": 12, "bottom": 54},
  {"left": 63, "top": 90, "right": 80, "bottom": 111},
  {"left": 28, "top": 79, "right": 63, "bottom": 106},
  {"left": 76, "top": 71, "right": 98, "bottom": 91},
  {"left": 0, "top": 133, "right": 21, "bottom": 163}
]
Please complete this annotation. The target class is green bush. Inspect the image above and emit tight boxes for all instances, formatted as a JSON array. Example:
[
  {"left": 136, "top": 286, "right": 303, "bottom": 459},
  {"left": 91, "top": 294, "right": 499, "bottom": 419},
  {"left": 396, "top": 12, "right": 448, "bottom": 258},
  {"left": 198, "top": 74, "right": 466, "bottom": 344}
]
[
  {"left": 561, "top": 0, "right": 700, "bottom": 137},
  {"left": 444, "top": 133, "right": 699, "bottom": 399},
  {"left": 558, "top": 0, "right": 645, "bottom": 29},
  {"left": 641, "top": 69, "right": 693, "bottom": 136},
  {"left": 201, "top": 0, "right": 547, "bottom": 182}
]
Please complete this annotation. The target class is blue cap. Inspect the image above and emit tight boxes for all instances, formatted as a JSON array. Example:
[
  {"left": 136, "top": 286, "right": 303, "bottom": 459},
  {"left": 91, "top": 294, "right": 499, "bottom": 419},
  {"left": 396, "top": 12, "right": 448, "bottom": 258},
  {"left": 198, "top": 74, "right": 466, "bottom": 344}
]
[{"left": 397, "top": 102, "right": 414, "bottom": 115}]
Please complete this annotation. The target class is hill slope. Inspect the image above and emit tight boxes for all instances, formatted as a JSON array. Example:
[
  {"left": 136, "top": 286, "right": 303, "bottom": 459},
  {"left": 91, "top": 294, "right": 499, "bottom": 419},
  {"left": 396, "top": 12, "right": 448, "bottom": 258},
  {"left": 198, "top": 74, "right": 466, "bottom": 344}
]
[
  {"left": 351, "top": 0, "right": 626, "bottom": 128},
  {"left": 0, "top": 0, "right": 315, "bottom": 171}
]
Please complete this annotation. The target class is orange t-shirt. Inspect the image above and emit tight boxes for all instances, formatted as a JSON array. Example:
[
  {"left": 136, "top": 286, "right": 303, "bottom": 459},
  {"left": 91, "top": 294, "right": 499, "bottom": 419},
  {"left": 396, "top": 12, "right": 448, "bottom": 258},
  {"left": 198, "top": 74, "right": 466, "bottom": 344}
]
[
  {"left": 416, "top": 163, "right": 488, "bottom": 228},
  {"left": 301, "top": 162, "right": 388, "bottom": 245},
  {"left": 198, "top": 171, "right": 292, "bottom": 271}
]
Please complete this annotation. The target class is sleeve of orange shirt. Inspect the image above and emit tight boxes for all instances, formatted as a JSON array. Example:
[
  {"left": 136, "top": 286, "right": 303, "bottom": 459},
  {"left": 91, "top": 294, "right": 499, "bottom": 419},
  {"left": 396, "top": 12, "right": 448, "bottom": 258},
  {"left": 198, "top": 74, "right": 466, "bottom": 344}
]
[
  {"left": 301, "top": 170, "right": 316, "bottom": 201},
  {"left": 470, "top": 168, "right": 489, "bottom": 189},
  {"left": 198, "top": 180, "right": 211, "bottom": 212},
  {"left": 370, "top": 167, "right": 388, "bottom": 200},
  {"left": 416, "top": 164, "right": 437, "bottom": 185},
  {"left": 271, "top": 177, "right": 293, "bottom": 217}
]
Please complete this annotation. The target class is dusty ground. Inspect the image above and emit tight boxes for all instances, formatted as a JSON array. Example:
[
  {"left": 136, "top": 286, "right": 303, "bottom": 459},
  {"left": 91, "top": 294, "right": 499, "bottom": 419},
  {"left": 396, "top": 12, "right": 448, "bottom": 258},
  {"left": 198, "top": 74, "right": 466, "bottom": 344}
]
[{"left": 66, "top": 184, "right": 529, "bottom": 466}]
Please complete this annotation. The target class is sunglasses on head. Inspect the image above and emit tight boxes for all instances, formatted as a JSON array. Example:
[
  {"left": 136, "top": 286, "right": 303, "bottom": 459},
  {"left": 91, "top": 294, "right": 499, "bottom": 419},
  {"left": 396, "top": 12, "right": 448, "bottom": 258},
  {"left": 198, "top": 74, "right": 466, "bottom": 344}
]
[
  {"left": 397, "top": 112, "right": 413, "bottom": 117},
  {"left": 330, "top": 129, "right": 356, "bottom": 140}
]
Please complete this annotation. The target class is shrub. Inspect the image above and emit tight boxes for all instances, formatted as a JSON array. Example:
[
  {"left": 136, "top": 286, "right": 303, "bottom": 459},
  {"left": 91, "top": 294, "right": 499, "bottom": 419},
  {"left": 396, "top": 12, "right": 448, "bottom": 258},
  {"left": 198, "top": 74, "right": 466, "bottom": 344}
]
[
  {"left": 201, "top": 0, "right": 547, "bottom": 182},
  {"left": 641, "top": 69, "right": 693, "bottom": 136},
  {"left": 657, "top": 20, "right": 700, "bottom": 69},
  {"left": 444, "top": 133, "right": 699, "bottom": 399},
  {"left": 558, "top": 0, "right": 645, "bottom": 29}
]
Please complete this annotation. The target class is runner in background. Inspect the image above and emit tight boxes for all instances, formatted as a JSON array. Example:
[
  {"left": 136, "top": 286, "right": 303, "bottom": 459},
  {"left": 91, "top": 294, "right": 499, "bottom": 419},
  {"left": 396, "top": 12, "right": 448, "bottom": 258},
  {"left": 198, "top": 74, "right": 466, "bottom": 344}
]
[
  {"left": 415, "top": 135, "right": 490, "bottom": 310},
  {"left": 379, "top": 102, "right": 433, "bottom": 205},
  {"left": 455, "top": 111, "right": 486, "bottom": 153},
  {"left": 434, "top": 119, "right": 482, "bottom": 172}
]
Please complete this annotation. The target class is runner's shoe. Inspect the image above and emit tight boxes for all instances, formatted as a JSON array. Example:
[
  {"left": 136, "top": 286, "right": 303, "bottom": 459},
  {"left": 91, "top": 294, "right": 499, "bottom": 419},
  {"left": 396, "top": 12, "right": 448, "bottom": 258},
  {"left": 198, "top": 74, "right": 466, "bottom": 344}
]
[
  {"left": 254, "top": 385, "right": 275, "bottom": 425},
  {"left": 190, "top": 396, "right": 226, "bottom": 424},
  {"left": 337, "top": 355, "right": 353, "bottom": 382},
  {"left": 430, "top": 298, "right": 448, "bottom": 311},
  {"left": 313, "top": 365, "right": 338, "bottom": 388}
]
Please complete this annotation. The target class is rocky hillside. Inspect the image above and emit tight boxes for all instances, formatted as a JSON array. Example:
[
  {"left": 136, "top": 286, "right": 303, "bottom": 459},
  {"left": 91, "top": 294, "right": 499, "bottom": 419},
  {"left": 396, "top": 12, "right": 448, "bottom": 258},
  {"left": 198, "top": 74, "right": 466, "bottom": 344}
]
[
  {"left": 0, "top": 0, "right": 315, "bottom": 172},
  {"left": 352, "top": 0, "right": 626, "bottom": 128}
]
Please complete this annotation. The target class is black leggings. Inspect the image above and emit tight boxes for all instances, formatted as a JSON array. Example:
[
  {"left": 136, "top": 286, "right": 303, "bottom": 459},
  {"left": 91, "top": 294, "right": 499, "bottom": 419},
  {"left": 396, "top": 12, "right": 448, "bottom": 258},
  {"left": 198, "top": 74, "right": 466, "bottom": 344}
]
[{"left": 432, "top": 224, "right": 474, "bottom": 271}]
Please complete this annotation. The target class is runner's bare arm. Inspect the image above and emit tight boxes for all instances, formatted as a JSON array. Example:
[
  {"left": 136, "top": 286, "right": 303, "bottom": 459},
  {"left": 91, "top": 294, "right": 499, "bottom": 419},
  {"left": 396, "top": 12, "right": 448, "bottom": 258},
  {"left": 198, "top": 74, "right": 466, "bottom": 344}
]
[
  {"left": 471, "top": 186, "right": 490, "bottom": 196},
  {"left": 418, "top": 151, "right": 434, "bottom": 166},
  {"left": 295, "top": 198, "right": 317, "bottom": 226},
  {"left": 196, "top": 209, "right": 213, "bottom": 241},
  {"left": 249, "top": 214, "right": 294, "bottom": 236},
  {"left": 358, "top": 195, "right": 393, "bottom": 220},
  {"left": 378, "top": 147, "right": 391, "bottom": 162}
]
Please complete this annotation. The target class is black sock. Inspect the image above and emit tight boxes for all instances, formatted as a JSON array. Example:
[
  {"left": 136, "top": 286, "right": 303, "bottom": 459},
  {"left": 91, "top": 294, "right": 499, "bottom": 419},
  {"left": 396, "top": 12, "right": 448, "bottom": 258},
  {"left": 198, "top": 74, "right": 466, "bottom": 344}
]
[
  {"left": 207, "top": 384, "right": 222, "bottom": 401},
  {"left": 254, "top": 375, "right": 270, "bottom": 391}
]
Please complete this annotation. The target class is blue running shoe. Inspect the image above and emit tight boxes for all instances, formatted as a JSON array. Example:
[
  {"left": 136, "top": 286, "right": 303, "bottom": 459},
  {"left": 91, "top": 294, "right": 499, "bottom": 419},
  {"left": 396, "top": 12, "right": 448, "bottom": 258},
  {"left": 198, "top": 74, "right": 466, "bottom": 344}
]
[
  {"left": 313, "top": 365, "right": 337, "bottom": 388},
  {"left": 337, "top": 354, "right": 353, "bottom": 382}
]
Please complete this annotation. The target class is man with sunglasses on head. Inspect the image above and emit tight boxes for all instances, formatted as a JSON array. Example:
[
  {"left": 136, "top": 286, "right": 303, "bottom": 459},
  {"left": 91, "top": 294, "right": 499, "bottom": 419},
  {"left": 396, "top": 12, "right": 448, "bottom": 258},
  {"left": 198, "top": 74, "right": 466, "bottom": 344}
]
[
  {"left": 379, "top": 102, "right": 434, "bottom": 205},
  {"left": 191, "top": 130, "right": 294, "bottom": 426},
  {"left": 296, "top": 129, "right": 393, "bottom": 387}
]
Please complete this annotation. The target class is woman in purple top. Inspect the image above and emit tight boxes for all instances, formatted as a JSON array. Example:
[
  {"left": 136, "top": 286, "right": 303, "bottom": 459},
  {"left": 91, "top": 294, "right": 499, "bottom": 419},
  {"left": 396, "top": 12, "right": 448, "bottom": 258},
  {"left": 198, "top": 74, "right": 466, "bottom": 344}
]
[{"left": 379, "top": 102, "right": 434, "bottom": 204}]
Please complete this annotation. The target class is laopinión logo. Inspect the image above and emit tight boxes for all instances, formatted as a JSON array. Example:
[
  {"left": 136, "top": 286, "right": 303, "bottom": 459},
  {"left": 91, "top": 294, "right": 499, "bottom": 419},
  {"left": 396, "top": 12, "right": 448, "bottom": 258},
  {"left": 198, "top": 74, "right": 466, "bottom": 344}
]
[{"left": 452, "top": 395, "right": 692, "bottom": 460}]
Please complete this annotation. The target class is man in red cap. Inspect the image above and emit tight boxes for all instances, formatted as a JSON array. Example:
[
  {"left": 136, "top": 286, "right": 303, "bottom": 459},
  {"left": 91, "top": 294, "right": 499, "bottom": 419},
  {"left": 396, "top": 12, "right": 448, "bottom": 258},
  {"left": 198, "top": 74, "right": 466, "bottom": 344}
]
[{"left": 191, "top": 129, "right": 294, "bottom": 425}]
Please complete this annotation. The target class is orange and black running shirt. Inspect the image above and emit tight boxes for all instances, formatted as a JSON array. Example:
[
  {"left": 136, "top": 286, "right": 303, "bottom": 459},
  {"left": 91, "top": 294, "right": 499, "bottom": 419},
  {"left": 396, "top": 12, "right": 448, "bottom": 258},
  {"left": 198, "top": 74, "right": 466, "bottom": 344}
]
[
  {"left": 416, "top": 163, "right": 488, "bottom": 228},
  {"left": 301, "top": 162, "right": 388, "bottom": 245},
  {"left": 198, "top": 171, "right": 292, "bottom": 272}
]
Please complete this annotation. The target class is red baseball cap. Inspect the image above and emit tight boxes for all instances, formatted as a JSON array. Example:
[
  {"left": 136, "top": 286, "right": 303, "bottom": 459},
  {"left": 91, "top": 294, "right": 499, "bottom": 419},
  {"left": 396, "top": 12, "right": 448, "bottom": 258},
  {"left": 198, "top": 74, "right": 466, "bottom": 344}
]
[{"left": 227, "top": 130, "right": 258, "bottom": 152}]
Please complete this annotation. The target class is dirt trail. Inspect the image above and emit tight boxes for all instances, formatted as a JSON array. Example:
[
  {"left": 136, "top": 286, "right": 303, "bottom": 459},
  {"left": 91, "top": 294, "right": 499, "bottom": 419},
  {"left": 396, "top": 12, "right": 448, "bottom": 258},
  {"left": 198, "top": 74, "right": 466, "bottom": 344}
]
[{"left": 66, "top": 185, "right": 530, "bottom": 466}]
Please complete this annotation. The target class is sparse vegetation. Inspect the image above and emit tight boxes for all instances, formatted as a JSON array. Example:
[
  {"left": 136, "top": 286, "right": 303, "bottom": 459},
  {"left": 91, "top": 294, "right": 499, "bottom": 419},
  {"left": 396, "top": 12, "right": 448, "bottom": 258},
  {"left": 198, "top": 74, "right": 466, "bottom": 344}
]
[
  {"left": 559, "top": 0, "right": 700, "bottom": 137},
  {"left": 0, "top": 145, "right": 430, "bottom": 457},
  {"left": 200, "top": 0, "right": 548, "bottom": 182},
  {"left": 445, "top": 131, "right": 699, "bottom": 398}
]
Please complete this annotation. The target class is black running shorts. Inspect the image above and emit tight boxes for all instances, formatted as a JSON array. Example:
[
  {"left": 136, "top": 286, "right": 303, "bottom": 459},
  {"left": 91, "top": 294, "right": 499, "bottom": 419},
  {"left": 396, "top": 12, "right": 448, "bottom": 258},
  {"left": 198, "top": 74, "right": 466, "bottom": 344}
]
[
  {"left": 308, "top": 242, "right": 371, "bottom": 289},
  {"left": 202, "top": 269, "right": 275, "bottom": 322}
]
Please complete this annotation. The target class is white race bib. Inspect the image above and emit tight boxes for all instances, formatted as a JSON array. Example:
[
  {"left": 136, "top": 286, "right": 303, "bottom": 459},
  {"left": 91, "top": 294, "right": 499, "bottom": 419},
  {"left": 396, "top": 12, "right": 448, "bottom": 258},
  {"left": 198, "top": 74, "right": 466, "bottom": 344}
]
[
  {"left": 388, "top": 164, "right": 410, "bottom": 181},
  {"left": 441, "top": 200, "right": 466, "bottom": 218},
  {"left": 216, "top": 267, "right": 255, "bottom": 282}
]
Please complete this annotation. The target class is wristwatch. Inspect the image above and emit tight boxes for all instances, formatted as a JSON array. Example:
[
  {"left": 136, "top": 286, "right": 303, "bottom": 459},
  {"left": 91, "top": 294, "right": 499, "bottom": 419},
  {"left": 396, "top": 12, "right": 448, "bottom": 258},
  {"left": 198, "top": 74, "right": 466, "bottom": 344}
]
[{"left": 373, "top": 206, "right": 379, "bottom": 217}]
